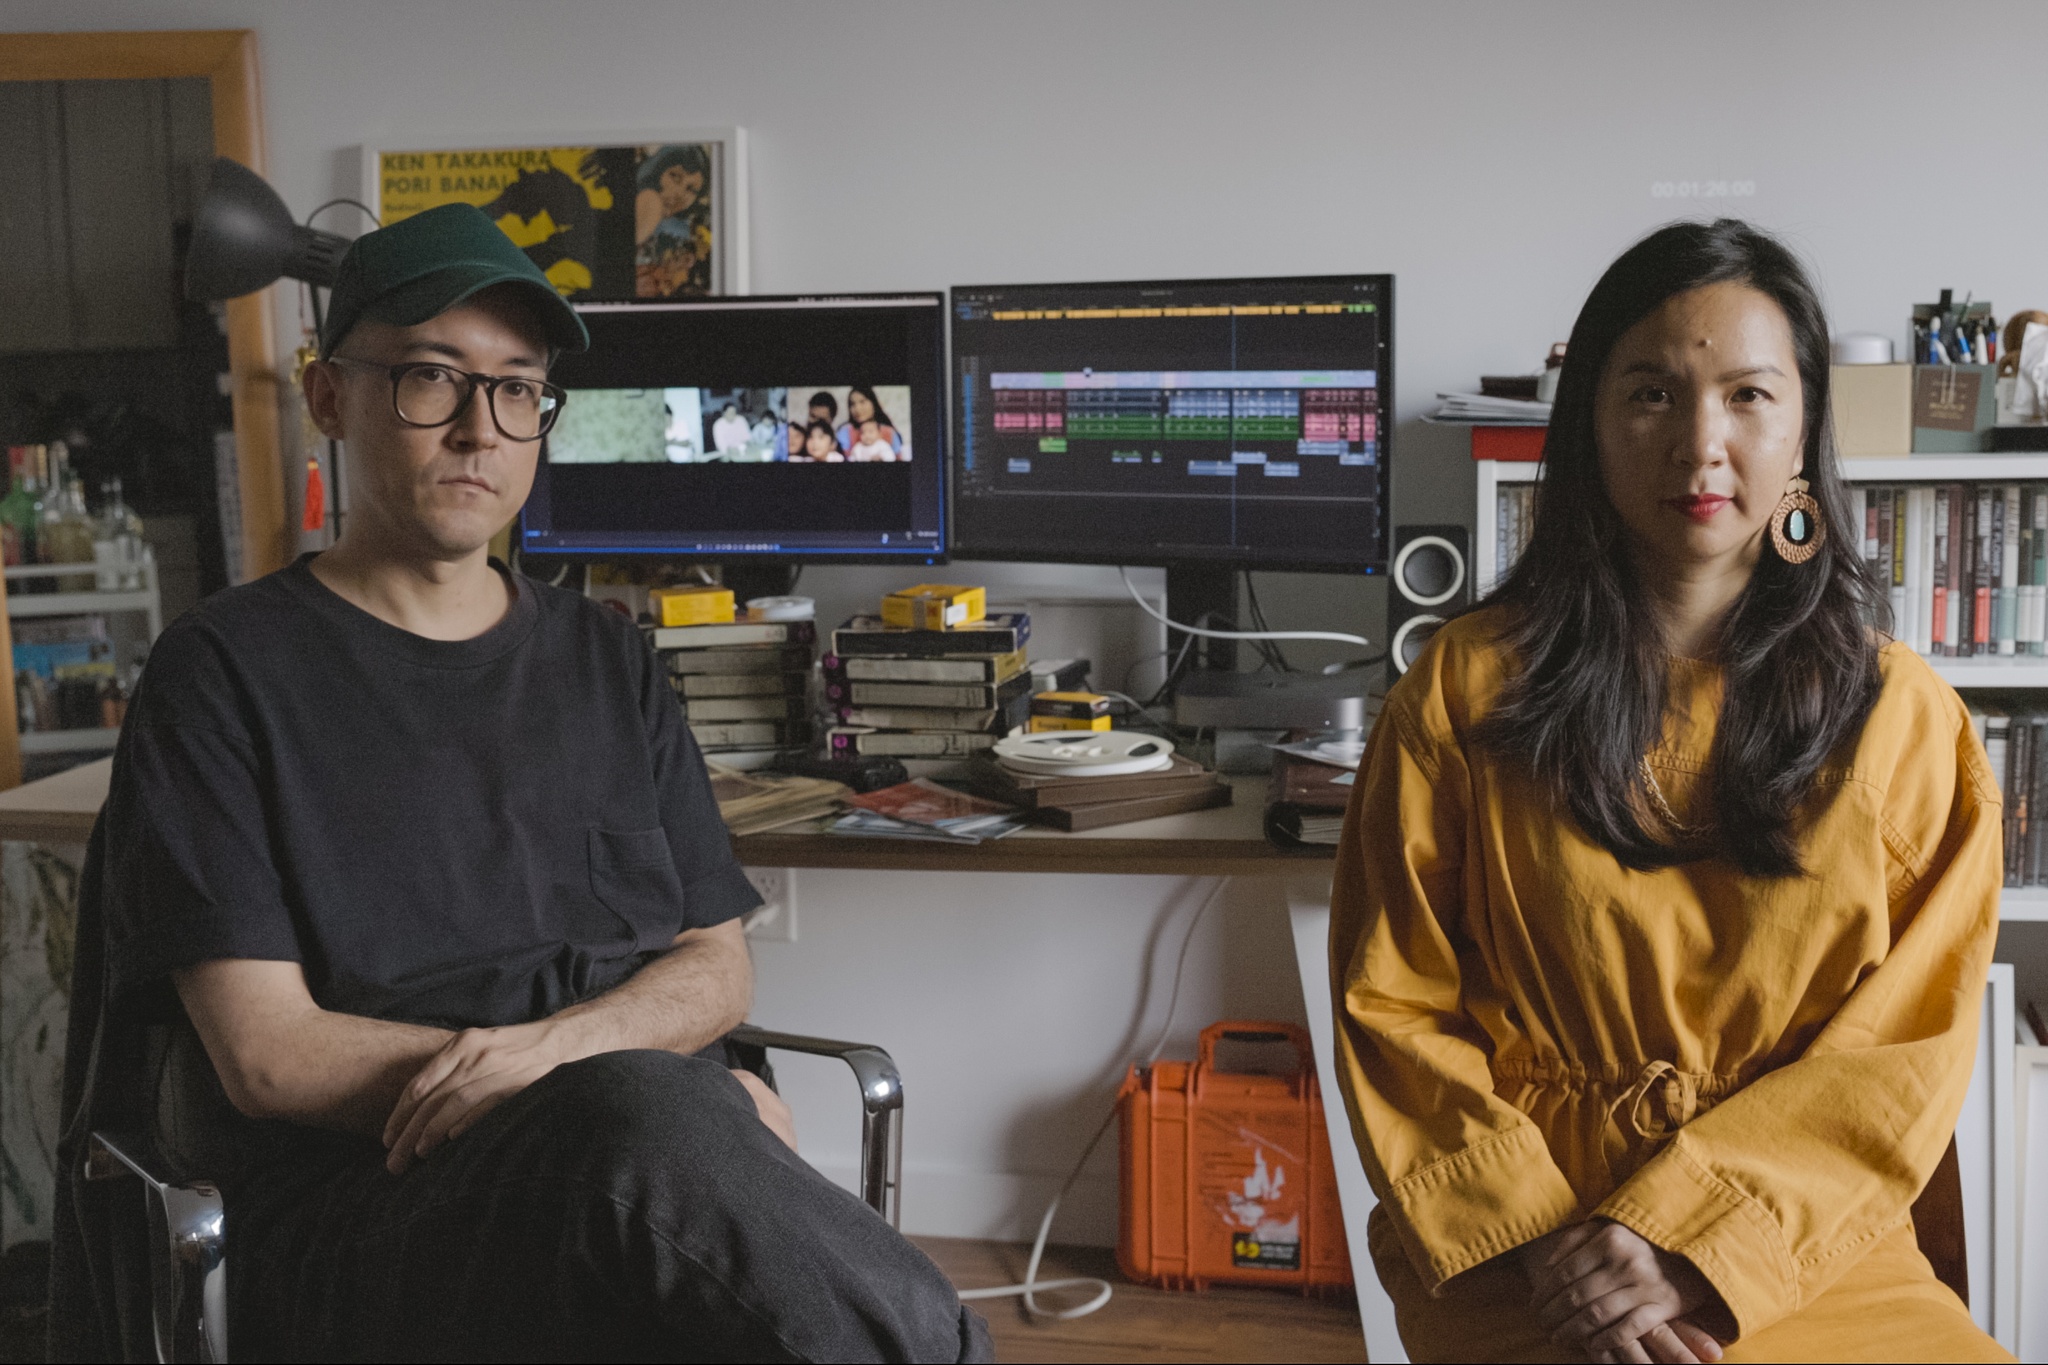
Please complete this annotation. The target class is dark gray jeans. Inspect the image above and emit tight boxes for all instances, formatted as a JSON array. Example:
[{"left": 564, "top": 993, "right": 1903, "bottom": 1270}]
[{"left": 219, "top": 1050, "right": 993, "bottom": 1362}]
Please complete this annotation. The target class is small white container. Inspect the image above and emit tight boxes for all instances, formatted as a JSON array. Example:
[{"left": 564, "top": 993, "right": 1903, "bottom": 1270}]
[{"left": 1833, "top": 333, "right": 1894, "bottom": 365}]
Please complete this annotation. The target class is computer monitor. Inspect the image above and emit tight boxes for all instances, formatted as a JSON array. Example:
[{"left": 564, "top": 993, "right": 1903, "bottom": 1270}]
[
  {"left": 949, "top": 275, "right": 1391, "bottom": 573},
  {"left": 520, "top": 294, "right": 947, "bottom": 563}
]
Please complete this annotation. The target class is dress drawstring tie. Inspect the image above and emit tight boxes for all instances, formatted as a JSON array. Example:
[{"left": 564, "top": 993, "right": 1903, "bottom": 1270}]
[{"left": 1601, "top": 1060, "right": 1701, "bottom": 1183}]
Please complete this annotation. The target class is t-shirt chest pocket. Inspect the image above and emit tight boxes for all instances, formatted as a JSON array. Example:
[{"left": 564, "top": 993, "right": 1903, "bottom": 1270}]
[{"left": 588, "top": 827, "right": 687, "bottom": 952}]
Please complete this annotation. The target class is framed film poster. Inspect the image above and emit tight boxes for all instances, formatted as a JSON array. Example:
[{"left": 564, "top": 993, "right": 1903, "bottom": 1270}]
[{"left": 360, "top": 128, "right": 748, "bottom": 300}]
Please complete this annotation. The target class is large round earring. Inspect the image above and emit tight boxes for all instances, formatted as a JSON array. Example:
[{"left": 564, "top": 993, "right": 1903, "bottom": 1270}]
[{"left": 1769, "top": 477, "right": 1825, "bottom": 564}]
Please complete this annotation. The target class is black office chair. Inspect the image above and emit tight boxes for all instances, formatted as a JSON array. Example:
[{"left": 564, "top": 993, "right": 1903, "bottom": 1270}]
[
  {"left": 53, "top": 818, "right": 904, "bottom": 1365},
  {"left": 82, "top": 1025, "right": 901, "bottom": 1364}
]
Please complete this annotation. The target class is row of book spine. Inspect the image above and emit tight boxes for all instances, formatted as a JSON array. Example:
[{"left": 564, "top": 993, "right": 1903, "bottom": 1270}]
[
  {"left": 1494, "top": 481, "right": 2048, "bottom": 659},
  {"left": 1494, "top": 484, "right": 1536, "bottom": 590},
  {"left": 1973, "top": 707, "right": 2048, "bottom": 887},
  {"left": 1857, "top": 485, "right": 2048, "bottom": 658}
]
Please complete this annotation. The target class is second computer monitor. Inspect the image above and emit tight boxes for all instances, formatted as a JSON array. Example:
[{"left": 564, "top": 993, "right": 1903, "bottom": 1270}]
[
  {"left": 523, "top": 294, "right": 947, "bottom": 562},
  {"left": 950, "top": 275, "right": 1391, "bottom": 571}
]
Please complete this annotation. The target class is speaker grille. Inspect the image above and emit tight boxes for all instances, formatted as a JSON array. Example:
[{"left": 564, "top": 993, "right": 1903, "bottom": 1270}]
[{"left": 1392, "top": 534, "right": 1466, "bottom": 607}]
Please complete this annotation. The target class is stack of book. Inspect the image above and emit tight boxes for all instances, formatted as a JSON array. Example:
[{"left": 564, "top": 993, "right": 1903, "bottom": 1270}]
[
  {"left": 1264, "top": 744, "right": 1358, "bottom": 848},
  {"left": 1854, "top": 483, "right": 2046, "bottom": 658},
  {"left": 649, "top": 615, "right": 817, "bottom": 766},
  {"left": 824, "top": 613, "right": 1069, "bottom": 759},
  {"left": 962, "top": 750, "right": 1230, "bottom": 831}
]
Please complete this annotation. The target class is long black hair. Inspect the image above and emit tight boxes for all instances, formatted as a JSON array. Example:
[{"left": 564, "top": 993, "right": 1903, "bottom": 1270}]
[
  {"left": 1473, "top": 219, "right": 1884, "bottom": 877},
  {"left": 846, "top": 385, "right": 895, "bottom": 430}
]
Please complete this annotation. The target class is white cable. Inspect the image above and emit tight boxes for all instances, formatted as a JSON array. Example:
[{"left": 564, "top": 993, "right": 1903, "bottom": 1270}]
[
  {"left": 957, "top": 878, "right": 1229, "bottom": 1320},
  {"left": 1119, "top": 567, "right": 1372, "bottom": 649}
]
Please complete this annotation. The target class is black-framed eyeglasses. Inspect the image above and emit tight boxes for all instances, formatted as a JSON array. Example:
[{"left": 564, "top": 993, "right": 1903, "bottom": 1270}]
[{"left": 329, "top": 357, "right": 566, "bottom": 442}]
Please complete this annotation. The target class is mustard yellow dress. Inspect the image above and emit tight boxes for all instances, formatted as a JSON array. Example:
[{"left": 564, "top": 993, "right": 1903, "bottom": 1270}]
[{"left": 1330, "top": 609, "right": 2011, "bottom": 1362}]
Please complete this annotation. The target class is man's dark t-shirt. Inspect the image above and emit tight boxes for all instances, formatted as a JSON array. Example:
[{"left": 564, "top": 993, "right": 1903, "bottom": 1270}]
[{"left": 101, "top": 556, "right": 759, "bottom": 1026}]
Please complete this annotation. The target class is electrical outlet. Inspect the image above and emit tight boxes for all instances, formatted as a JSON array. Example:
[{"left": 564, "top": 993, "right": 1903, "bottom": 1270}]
[{"left": 741, "top": 867, "right": 797, "bottom": 942}]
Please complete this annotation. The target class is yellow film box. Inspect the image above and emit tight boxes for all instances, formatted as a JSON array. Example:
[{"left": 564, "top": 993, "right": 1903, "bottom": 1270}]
[
  {"left": 880, "top": 583, "right": 988, "bottom": 631},
  {"left": 650, "top": 584, "right": 737, "bottom": 628},
  {"left": 1031, "top": 690, "right": 1112, "bottom": 717}
]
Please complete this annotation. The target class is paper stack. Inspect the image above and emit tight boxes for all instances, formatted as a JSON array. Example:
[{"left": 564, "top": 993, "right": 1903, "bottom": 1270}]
[
  {"left": 1428, "top": 391, "right": 1554, "bottom": 425},
  {"left": 705, "top": 763, "right": 850, "bottom": 836}
]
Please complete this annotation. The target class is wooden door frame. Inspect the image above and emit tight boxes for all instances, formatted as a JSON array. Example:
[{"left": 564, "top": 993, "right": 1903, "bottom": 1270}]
[
  {"left": 0, "top": 28, "right": 290, "bottom": 586},
  {"left": 0, "top": 29, "right": 288, "bottom": 790}
]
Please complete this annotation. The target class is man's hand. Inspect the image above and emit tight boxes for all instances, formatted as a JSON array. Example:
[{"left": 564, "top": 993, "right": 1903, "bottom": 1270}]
[
  {"left": 1523, "top": 1221, "right": 1724, "bottom": 1363},
  {"left": 382, "top": 1035, "right": 800, "bottom": 1174},
  {"left": 382, "top": 1020, "right": 570, "bottom": 1174}
]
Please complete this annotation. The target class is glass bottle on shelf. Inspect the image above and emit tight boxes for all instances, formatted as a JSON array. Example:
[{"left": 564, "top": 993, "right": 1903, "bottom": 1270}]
[
  {"left": 35, "top": 442, "right": 64, "bottom": 571},
  {"left": 95, "top": 477, "right": 146, "bottom": 591},
  {"left": 19, "top": 445, "right": 51, "bottom": 593},
  {"left": 45, "top": 473, "right": 97, "bottom": 592},
  {"left": 0, "top": 445, "right": 38, "bottom": 568}
]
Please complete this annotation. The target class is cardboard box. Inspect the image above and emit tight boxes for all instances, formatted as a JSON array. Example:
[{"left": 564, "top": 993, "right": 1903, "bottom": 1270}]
[
  {"left": 1831, "top": 364, "right": 1912, "bottom": 457},
  {"left": 650, "top": 584, "right": 737, "bottom": 627},
  {"left": 1027, "top": 690, "right": 1113, "bottom": 732},
  {"left": 1027, "top": 714, "right": 1114, "bottom": 733},
  {"left": 880, "top": 583, "right": 987, "bottom": 631},
  {"left": 1912, "top": 364, "right": 1998, "bottom": 453}
]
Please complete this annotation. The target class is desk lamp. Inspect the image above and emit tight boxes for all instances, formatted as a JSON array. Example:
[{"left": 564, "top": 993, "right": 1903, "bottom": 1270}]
[
  {"left": 184, "top": 156, "right": 350, "bottom": 300},
  {"left": 184, "top": 157, "right": 364, "bottom": 535}
]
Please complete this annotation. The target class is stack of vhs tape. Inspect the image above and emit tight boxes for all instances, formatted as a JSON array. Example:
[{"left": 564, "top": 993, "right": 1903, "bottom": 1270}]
[
  {"left": 824, "top": 613, "right": 1084, "bottom": 758},
  {"left": 649, "top": 615, "right": 817, "bottom": 766}
]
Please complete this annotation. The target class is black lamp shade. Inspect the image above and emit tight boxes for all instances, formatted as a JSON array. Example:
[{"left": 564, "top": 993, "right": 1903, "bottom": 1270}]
[{"left": 184, "top": 156, "right": 351, "bottom": 300}]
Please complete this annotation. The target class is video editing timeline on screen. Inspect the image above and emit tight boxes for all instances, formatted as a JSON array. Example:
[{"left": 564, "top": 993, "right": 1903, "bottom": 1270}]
[
  {"left": 950, "top": 277, "right": 1392, "bottom": 571},
  {"left": 520, "top": 295, "right": 947, "bottom": 563}
]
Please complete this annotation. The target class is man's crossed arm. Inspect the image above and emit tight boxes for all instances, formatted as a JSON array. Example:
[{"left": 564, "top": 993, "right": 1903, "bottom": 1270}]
[{"left": 173, "top": 919, "right": 792, "bottom": 1174}]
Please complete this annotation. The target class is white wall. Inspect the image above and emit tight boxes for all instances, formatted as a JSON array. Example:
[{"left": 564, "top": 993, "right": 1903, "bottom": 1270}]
[{"left": 17, "top": 0, "right": 2048, "bottom": 1242}]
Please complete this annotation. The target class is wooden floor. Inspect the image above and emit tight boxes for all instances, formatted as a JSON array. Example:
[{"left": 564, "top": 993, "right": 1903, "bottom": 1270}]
[
  {"left": 0, "top": 1236, "right": 1372, "bottom": 1363},
  {"left": 914, "top": 1236, "right": 1369, "bottom": 1364}
]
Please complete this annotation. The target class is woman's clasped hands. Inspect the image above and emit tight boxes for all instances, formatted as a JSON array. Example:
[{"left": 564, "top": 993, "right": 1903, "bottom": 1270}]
[{"left": 1522, "top": 1220, "right": 1727, "bottom": 1364}]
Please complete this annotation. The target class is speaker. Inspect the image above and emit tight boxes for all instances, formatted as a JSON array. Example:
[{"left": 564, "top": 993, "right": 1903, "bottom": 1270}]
[{"left": 1387, "top": 524, "right": 1468, "bottom": 686}]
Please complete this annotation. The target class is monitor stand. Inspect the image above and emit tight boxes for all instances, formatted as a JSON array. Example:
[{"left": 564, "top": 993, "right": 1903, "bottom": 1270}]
[
  {"left": 1164, "top": 562, "right": 1238, "bottom": 672},
  {"left": 722, "top": 563, "right": 798, "bottom": 606}
]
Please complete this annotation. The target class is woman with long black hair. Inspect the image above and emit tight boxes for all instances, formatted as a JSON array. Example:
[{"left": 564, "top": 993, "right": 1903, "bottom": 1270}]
[{"left": 1330, "top": 220, "right": 2008, "bottom": 1362}]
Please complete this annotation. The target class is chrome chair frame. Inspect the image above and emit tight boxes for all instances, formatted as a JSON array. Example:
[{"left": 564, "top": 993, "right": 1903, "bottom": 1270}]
[
  {"left": 85, "top": 1025, "right": 903, "bottom": 1364},
  {"left": 728, "top": 1023, "right": 904, "bottom": 1226},
  {"left": 84, "top": 1130, "right": 228, "bottom": 1365}
]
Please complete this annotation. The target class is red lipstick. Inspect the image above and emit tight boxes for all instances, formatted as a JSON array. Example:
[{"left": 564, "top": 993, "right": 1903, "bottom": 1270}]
[{"left": 1663, "top": 494, "right": 1730, "bottom": 523}]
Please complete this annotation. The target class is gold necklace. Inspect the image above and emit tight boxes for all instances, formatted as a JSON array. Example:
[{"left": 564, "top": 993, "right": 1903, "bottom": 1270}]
[{"left": 1639, "top": 757, "right": 1695, "bottom": 837}]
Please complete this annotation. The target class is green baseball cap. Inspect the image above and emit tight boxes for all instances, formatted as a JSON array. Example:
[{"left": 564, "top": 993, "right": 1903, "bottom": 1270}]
[{"left": 319, "top": 202, "right": 589, "bottom": 358}]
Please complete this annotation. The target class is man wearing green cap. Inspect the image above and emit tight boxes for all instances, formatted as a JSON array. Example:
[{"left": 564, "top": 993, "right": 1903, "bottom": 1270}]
[{"left": 85, "top": 204, "right": 991, "bottom": 1361}]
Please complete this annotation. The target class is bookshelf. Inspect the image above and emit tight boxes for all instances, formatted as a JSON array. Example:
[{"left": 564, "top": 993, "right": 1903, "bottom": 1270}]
[
  {"left": 1475, "top": 453, "right": 2048, "bottom": 929},
  {"left": 1479, "top": 452, "right": 2048, "bottom": 590}
]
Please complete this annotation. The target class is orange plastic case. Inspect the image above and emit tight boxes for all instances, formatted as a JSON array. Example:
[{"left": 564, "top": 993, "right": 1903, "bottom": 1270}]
[{"left": 1116, "top": 1021, "right": 1353, "bottom": 1293}]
